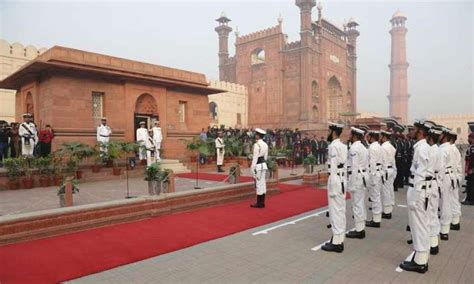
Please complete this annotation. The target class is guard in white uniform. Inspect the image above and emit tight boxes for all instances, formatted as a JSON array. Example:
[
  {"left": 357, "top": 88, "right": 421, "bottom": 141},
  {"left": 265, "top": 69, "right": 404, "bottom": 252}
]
[
  {"left": 366, "top": 131, "right": 384, "bottom": 228},
  {"left": 250, "top": 128, "right": 268, "bottom": 208},
  {"left": 449, "top": 131, "right": 462, "bottom": 231},
  {"left": 438, "top": 128, "right": 453, "bottom": 240},
  {"left": 19, "top": 113, "right": 38, "bottom": 157},
  {"left": 427, "top": 125, "right": 442, "bottom": 255},
  {"left": 152, "top": 121, "right": 163, "bottom": 161},
  {"left": 322, "top": 123, "right": 348, "bottom": 253},
  {"left": 346, "top": 127, "right": 369, "bottom": 239},
  {"left": 136, "top": 121, "right": 149, "bottom": 162},
  {"left": 399, "top": 119, "right": 433, "bottom": 273},
  {"left": 380, "top": 130, "right": 397, "bottom": 218},
  {"left": 146, "top": 129, "right": 156, "bottom": 166},
  {"left": 96, "top": 117, "right": 112, "bottom": 157},
  {"left": 215, "top": 131, "right": 225, "bottom": 172}
]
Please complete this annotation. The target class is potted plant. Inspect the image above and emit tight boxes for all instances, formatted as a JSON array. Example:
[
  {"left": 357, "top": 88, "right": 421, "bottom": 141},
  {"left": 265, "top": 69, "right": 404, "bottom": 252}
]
[
  {"left": 34, "top": 156, "right": 53, "bottom": 187},
  {"left": 3, "top": 158, "right": 22, "bottom": 190},
  {"left": 107, "top": 141, "right": 139, "bottom": 176},
  {"left": 303, "top": 154, "right": 316, "bottom": 174},
  {"left": 57, "top": 178, "right": 79, "bottom": 207},
  {"left": 91, "top": 144, "right": 102, "bottom": 173},
  {"left": 19, "top": 157, "right": 34, "bottom": 189},
  {"left": 228, "top": 163, "right": 240, "bottom": 184},
  {"left": 144, "top": 162, "right": 160, "bottom": 195},
  {"left": 157, "top": 168, "right": 172, "bottom": 194},
  {"left": 51, "top": 155, "right": 64, "bottom": 186},
  {"left": 184, "top": 137, "right": 201, "bottom": 162},
  {"left": 55, "top": 142, "right": 95, "bottom": 179},
  {"left": 266, "top": 157, "right": 278, "bottom": 179}
]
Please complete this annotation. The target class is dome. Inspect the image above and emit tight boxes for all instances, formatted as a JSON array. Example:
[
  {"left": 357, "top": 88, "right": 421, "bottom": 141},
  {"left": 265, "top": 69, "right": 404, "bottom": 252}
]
[{"left": 392, "top": 10, "right": 406, "bottom": 19}]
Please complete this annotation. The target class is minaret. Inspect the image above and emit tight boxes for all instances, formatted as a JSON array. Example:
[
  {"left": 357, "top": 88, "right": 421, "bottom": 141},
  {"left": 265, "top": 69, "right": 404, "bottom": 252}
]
[
  {"left": 388, "top": 10, "right": 409, "bottom": 122},
  {"left": 346, "top": 17, "right": 360, "bottom": 112},
  {"left": 215, "top": 12, "right": 232, "bottom": 81}
]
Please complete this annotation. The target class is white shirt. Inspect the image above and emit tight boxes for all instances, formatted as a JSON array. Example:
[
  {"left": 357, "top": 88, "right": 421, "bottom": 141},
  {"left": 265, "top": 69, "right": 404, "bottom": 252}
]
[
  {"left": 430, "top": 144, "right": 442, "bottom": 177},
  {"left": 146, "top": 137, "right": 155, "bottom": 151},
  {"left": 327, "top": 138, "right": 348, "bottom": 176},
  {"left": 251, "top": 139, "right": 269, "bottom": 169},
  {"left": 381, "top": 141, "right": 396, "bottom": 169},
  {"left": 347, "top": 140, "right": 368, "bottom": 186},
  {"left": 19, "top": 122, "right": 38, "bottom": 142},
  {"left": 410, "top": 139, "right": 433, "bottom": 187},
  {"left": 152, "top": 126, "right": 163, "bottom": 143},
  {"left": 450, "top": 143, "right": 463, "bottom": 182},
  {"left": 438, "top": 142, "right": 451, "bottom": 183},
  {"left": 136, "top": 128, "right": 149, "bottom": 144},
  {"left": 368, "top": 141, "right": 384, "bottom": 175},
  {"left": 96, "top": 124, "right": 112, "bottom": 142},
  {"left": 215, "top": 137, "right": 225, "bottom": 149}
]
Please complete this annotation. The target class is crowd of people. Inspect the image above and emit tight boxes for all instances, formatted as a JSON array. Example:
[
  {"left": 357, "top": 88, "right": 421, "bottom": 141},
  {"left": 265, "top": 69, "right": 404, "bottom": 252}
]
[{"left": 0, "top": 115, "right": 55, "bottom": 166}]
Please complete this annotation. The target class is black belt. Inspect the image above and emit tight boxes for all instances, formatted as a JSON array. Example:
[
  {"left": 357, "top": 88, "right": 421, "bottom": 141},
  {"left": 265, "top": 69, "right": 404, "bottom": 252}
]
[
  {"left": 328, "top": 164, "right": 344, "bottom": 169},
  {"left": 257, "top": 157, "right": 266, "bottom": 164},
  {"left": 376, "top": 163, "right": 381, "bottom": 166},
  {"left": 100, "top": 135, "right": 109, "bottom": 137},
  {"left": 387, "top": 166, "right": 393, "bottom": 168},
  {"left": 348, "top": 169, "right": 366, "bottom": 175},
  {"left": 425, "top": 176, "right": 433, "bottom": 181},
  {"left": 408, "top": 183, "right": 428, "bottom": 190}
]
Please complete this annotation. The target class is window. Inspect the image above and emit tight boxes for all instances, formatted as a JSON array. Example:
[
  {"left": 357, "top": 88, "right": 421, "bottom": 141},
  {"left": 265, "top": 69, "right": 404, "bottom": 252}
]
[
  {"left": 251, "top": 48, "right": 265, "bottom": 65},
  {"left": 179, "top": 101, "right": 186, "bottom": 122},
  {"left": 92, "top": 92, "right": 104, "bottom": 118}
]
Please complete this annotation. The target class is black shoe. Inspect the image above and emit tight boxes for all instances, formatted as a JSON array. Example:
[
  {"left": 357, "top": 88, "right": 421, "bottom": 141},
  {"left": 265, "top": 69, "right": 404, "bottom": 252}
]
[
  {"left": 407, "top": 239, "right": 413, "bottom": 244},
  {"left": 406, "top": 225, "right": 411, "bottom": 232},
  {"left": 450, "top": 223, "right": 460, "bottom": 231},
  {"left": 366, "top": 220, "right": 381, "bottom": 228},
  {"left": 250, "top": 195, "right": 264, "bottom": 208},
  {"left": 440, "top": 233, "right": 449, "bottom": 241},
  {"left": 382, "top": 213, "right": 392, "bottom": 219},
  {"left": 430, "top": 246, "right": 439, "bottom": 255},
  {"left": 346, "top": 230, "right": 365, "bottom": 239},
  {"left": 399, "top": 260, "right": 428, "bottom": 274},
  {"left": 321, "top": 242, "right": 344, "bottom": 253},
  {"left": 261, "top": 194, "right": 266, "bottom": 208}
]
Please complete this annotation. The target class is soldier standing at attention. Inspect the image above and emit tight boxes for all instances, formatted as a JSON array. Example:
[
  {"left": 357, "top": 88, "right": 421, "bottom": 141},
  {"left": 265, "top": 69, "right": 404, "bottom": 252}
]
[
  {"left": 346, "top": 127, "right": 369, "bottom": 239},
  {"left": 366, "top": 131, "right": 384, "bottom": 228},
  {"left": 96, "top": 117, "right": 112, "bottom": 158},
  {"left": 462, "top": 128, "right": 474, "bottom": 205},
  {"left": 438, "top": 127, "right": 453, "bottom": 240},
  {"left": 152, "top": 121, "right": 163, "bottom": 161},
  {"left": 250, "top": 128, "right": 268, "bottom": 208},
  {"left": 145, "top": 129, "right": 156, "bottom": 166},
  {"left": 136, "top": 121, "right": 149, "bottom": 163},
  {"left": 448, "top": 130, "right": 462, "bottom": 231},
  {"left": 399, "top": 119, "right": 433, "bottom": 273},
  {"left": 19, "top": 113, "right": 37, "bottom": 157},
  {"left": 215, "top": 131, "right": 225, "bottom": 172},
  {"left": 321, "top": 123, "right": 347, "bottom": 253},
  {"left": 380, "top": 130, "right": 397, "bottom": 219}
]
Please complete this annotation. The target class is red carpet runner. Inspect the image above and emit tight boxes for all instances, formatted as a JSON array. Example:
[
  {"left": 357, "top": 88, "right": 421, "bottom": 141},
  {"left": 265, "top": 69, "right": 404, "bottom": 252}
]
[
  {"left": 0, "top": 183, "right": 328, "bottom": 284},
  {"left": 175, "top": 172, "right": 254, "bottom": 182}
]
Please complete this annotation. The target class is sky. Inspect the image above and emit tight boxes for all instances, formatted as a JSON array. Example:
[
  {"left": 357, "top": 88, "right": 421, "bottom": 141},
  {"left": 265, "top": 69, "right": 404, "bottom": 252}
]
[{"left": 1, "top": 0, "right": 473, "bottom": 120}]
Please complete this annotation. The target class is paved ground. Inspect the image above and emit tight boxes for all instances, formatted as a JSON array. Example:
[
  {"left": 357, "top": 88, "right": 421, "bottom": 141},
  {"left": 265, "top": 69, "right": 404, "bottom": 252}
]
[
  {"left": 0, "top": 166, "right": 315, "bottom": 216},
  {"left": 71, "top": 186, "right": 474, "bottom": 284}
]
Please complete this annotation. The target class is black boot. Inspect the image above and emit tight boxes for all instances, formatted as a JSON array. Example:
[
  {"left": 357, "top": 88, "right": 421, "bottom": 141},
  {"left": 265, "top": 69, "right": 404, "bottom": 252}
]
[
  {"left": 382, "top": 213, "right": 392, "bottom": 219},
  {"left": 366, "top": 220, "right": 381, "bottom": 228},
  {"left": 440, "top": 233, "right": 449, "bottom": 241},
  {"left": 218, "top": 166, "right": 225, "bottom": 173},
  {"left": 407, "top": 239, "right": 413, "bottom": 244},
  {"left": 399, "top": 260, "right": 428, "bottom": 274},
  {"left": 261, "top": 194, "right": 266, "bottom": 208},
  {"left": 346, "top": 230, "right": 365, "bottom": 239},
  {"left": 250, "top": 195, "right": 264, "bottom": 208},
  {"left": 321, "top": 242, "right": 344, "bottom": 253},
  {"left": 430, "top": 246, "right": 439, "bottom": 255},
  {"left": 450, "top": 223, "right": 460, "bottom": 231}
]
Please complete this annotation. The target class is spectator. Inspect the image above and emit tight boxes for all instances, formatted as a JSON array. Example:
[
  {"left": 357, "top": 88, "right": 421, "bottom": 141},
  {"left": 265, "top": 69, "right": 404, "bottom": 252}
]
[
  {"left": 9, "top": 123, "right": 20, "bottom": 158},
  {"left": 318, "top": 137, "right": 328, "bottom": 164},
  {"left": 38, "top": 124, "right": 55, "bottom": 157},
  {"left": 0, "top": 121, "right": 10, "bottom": 166},
  {"left": 199, "top": 128, "right": 207, "bottom": 141}
]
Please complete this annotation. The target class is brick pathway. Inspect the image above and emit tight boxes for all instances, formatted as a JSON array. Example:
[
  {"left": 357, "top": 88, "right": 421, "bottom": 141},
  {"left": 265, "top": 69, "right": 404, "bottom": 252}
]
[{"left": 70, "top": 186, "right": 474, "bottom": 283}]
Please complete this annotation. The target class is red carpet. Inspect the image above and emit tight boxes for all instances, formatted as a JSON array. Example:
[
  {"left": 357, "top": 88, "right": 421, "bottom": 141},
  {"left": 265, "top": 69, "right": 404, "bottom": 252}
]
[
  {"left": 0, "top": 183, "right": 328, "bottom": 284},
  {"left": 176, "top": 172, "right": 254, "bottom": 182}
]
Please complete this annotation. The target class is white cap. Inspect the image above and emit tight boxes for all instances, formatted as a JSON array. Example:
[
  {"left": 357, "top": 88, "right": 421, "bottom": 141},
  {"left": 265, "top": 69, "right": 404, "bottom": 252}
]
[
  {"left": 328, "top": 122, "right": 344, "bottom": 130},
  {"left": 255, "top": 128, "right": 266, "bottom": 135},
  {"left": 350, "top": 127, "right": 364, "bottom": 135}
]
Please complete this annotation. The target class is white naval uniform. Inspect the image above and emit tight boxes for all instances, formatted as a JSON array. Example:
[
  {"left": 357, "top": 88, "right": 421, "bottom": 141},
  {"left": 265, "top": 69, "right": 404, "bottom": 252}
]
[
  {"left": 438, "top": 142, "right": 453, "bottom": 234},
  {"left": 96, "top": 124, "right": 112, "bottom": 155},
  {"left": 152, "top": 126, "right": 163, "bottom": 160},
  {"left": 367, "top": 141, "right": 384, "bottom": 222},
  {"left": 327, "top": 138, "right": 348, "bottom": 245},
  {"left": 450, "top": 143, "right": 462, "bottom": 225},
  {"left": 381, "top": 141, "right": 397, "bottom": 214},
  {"left": 145, "top": 137, "right": 156, "bottom": 166},
  {"left": 251, "top": 139, "right": 269, "bottom": 195},
  {"left": 136, "top": 128, "right": 149, "bottom": 161},
  {"left": 347, "top": 140, "right": 369, "bottom": 232},
  {"left": 406, "top": 138, "right": 433, "bottom": 265},
  {"left": 215, "top": 137, "right": 225, "bottom": 166},
  {"left": 19, "top": 122, "right": 37, "bottom": 156},
  {"left": 428, "top": 144, "right": 441, "bottom": 248}
]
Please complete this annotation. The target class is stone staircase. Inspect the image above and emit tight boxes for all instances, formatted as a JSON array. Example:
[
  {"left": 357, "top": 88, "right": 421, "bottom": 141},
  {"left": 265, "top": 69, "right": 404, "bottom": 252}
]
[{"left": 158, "top": 159, "right": 190, "bottom": 174}]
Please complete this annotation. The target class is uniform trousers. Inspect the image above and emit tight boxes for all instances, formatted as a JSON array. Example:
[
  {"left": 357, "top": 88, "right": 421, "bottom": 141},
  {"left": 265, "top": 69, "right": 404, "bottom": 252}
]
[
  {"left": 382, "top": 168, "right": 397, "bottom": 213},
  {"left": 368, "top": 173, "right": 383, "bottom": 222},
  {"left": 407, "top": 185, "right": 430, "bottom": 264},
  {"left": 328, "top": 172, "right": 346, "bottom": 244},
  {"left": 439, "top": 175, "right": 452, "bottom": 234},
  {"left": 428, "top": 180, "right": 440, "bottom": 247}
]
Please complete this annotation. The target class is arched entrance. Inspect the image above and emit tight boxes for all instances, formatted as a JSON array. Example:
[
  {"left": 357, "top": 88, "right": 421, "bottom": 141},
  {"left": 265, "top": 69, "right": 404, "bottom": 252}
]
[
  {"left": 25, "top": 92, "right": 34, "bottom": 117},
  {"left": 209, "top": 101, "right": 218, "bottom": 123},
  {"left": 134, "top": 93, "right": 158, "bottom": 136},
  {"left": 328, "top": 76, "right": 342, "bottom": 121}
]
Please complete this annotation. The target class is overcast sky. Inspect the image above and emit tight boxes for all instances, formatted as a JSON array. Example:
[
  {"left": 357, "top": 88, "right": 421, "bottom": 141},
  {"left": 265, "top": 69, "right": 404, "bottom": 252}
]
[{"left": 1, "top": 0, "right": 473, "bottom": 119}]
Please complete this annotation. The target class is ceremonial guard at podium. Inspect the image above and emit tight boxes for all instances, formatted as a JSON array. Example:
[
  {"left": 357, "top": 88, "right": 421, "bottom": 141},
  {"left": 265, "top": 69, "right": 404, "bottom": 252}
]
[
  {"left": 427, "top": 125, "right": 442, "bottom": 255},
  {"left": 19, "top": 113, "right": 37, "bottom": 157},
  {"left": 399, "top": 120, "right": 433, "bottom": 273},
  {"left": 250, "top": 128, "right": 268, "bottom": 209},
  {"left": 449, "top": 130, "right": 462, "bottom": 231},
  {"left": 146, "top": 129, "right": 156, "bottom": 166},
  {"left": 152, "top": 121, "right": 163, "bottom": 161},
  {"left": 366, "top": 131, "right": 384, "bottom": 228},
  {"left": 136, "top": 121, "right": 149, "bottom": 163},
  {"left": 96, "top": 117, "right": 112, "bottom": 157},
  {"left": 215, "top": 131, "right": 225, "bottom": 172},
  {"left": 380, "top": 130, "right": 397, "bottom": 219},
  {"left": 322, "top": 123, "right": 347, "bottom": 253},
  {"left": 346, "top": 127, "right": 369, "bottom": 239}
]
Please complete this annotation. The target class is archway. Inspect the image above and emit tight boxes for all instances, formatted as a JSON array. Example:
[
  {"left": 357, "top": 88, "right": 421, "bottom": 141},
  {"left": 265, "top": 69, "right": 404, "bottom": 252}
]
[
  {"left": 25, "top": 92, "right": 34, "bottom": 117},
  {"left": 251, "top": 48, "right": 265, "bottom": 65},
  {"left": 209, "top": 101, "right": 218, "bottom": 122},
  {"left": 312, "top": 105, "right": 319, "bottom": 121},
  {"left": 134, "top": 93, "right": 158, "bottom": 135},
  {"left": 328, "top": 76, "right": 342, "bottom": 120},
  {"left": 312, "top": 81, "right": 319, "bottom": 99}
]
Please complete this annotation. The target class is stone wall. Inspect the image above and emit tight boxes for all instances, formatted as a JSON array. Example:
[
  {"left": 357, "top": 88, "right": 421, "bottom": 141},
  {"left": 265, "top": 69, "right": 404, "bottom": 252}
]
[
  {"left": 427, "top": 114, "right": 474, "bottom": 144},
  {"left": 208, "top": 81, "right": 248, "bottom": 128},
  {"left": 0, "top": 39, "right": 46, "bottom": 122}
]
